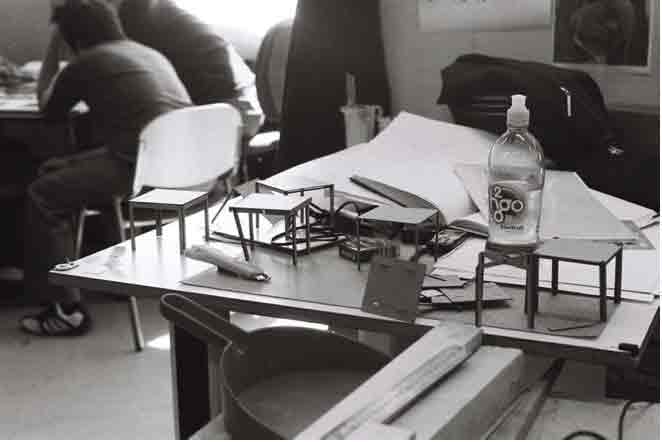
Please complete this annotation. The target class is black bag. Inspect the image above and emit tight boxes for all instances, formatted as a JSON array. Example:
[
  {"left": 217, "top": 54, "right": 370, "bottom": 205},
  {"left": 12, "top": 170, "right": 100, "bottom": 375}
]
[{"left": 438, "top": 54, "right": 659, "bottom": 210}]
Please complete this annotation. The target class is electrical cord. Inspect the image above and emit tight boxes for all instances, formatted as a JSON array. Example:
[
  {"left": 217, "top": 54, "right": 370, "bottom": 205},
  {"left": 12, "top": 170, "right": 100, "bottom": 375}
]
[
  {"left": 563, "top": 430, "right": 607, "bottom": 440},
  {"left": 561, "top": 399, "right": 654, "bottom": 440},
  {"left": 618, "top": 400, "right": 653, "bottom": 440}
]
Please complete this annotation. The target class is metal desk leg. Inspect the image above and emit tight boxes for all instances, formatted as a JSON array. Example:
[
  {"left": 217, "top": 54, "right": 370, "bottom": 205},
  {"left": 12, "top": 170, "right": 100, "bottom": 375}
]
[
  {"left": 414, "top": 227, "right": 420, "bottom": 259},
  {"left": 170, "top": 323, "right": 211, "bottom": 440},
  {"left": 255, "top": 182, "right": 260, "bottom": 230},
  {"left": 300, "top": 190, "right": 305, "bottom": 224},
  {"left": 551, "top": 259, "right": 559, "bottom": 296},
  {"left": 129, "top": 203, "right": 136, "bottom": 251},
  {"left": 532, "top": 256, "right": 539, "bottom": 315},
  {"left": 232, "top": 210, "right": 250, "bottom": 261},
  {"left": 178, "top": 208, "right": 186, "bottom": 253},
  {"left": 614, "top": 249, "right": 622, "bottom": 304},
  {"left": 434, "top": 212, "right": 441, "bottom": 261},
  {"left": 600, "top": 264, "right": 607, "bottom": 321}
]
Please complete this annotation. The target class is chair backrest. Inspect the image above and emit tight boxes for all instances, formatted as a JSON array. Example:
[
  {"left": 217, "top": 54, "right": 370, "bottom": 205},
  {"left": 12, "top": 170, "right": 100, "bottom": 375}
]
[
  {"left": 255, "top": 19, "right": 293, "bottom": 125},
  {"left": 132, "top": 103, "right": 242, "bottom": 196}
]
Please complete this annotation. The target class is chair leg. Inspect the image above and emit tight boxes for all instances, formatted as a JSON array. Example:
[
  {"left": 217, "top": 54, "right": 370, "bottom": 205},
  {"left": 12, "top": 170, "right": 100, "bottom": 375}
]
[
  {"left": 113, "top": 196, "right": 144, "bottom": 352},
  {"left": 74, "top": 207, "right": 87, "bottom": 260},
  {"left": 128, "top": 296, "right": 145, "bottom": 352},
  {"left": 112, "top": 197, "right": 126, "bottom": 242}
]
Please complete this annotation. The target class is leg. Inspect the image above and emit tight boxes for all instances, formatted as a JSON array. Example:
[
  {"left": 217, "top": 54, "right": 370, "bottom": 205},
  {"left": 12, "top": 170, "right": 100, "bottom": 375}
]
[
  {"left": 170, "top": 323, "right": 211, "bottom": 439},
  {"left": 129, "top": 203, "right": 136, "bottom": 250},
  {"left": 248, "top": 212, "right": 255, "bottom": 249},
  {"left": 74, "top": 207, "right": 87, "bottom": 259},
  {"left": 203, "top": 198, "right": 210, "bottom": 242},
  {"left": 356, "top": 218, "right": 361, "bottom": 271},
  {"left": 600, "top": 264, "right": 607, "bottom": 321},
  {"left": 112, "top": 196, "right": 126, "bottom": 241},
  {"left": 614, "top": 249, "right": 622, "bottom": 304},
  {"left": 305, "top": 205, "right": 311, "bottom": 253},
  {"left": 232, "top": 210, "right": 250, "bottom": 261},
  {"left": 22, "top": 149, "right": 133, "bottom": 335},
  {"left": 178, "top": 208, "right": 186, "bottom": 253},
  {"left": 475, "top": 252, "right": 485, "bottom": 327},
  {"left": 128, "top": 296, "right": 144, "bottom": 352},
  {"left": 24, "top": 149, "right": 133, "bottom": 305},
  {"left": 329, "top": 185, "right": 335, "bottom": 227},
  {"left": 155, "top": 209, "right": 163, "bottom": 237},
  {"left": 551, "top": 259, "right": 559, "bottom": 296},
  {"left": 291, "top": 214, "right": 298, "bottom": 266}
]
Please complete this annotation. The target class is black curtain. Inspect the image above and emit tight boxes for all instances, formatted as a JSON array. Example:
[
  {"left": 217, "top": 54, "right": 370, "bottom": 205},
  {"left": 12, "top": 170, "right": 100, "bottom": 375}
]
[{"left": 276, "top": 0, "right": 391, "bottom": 172}]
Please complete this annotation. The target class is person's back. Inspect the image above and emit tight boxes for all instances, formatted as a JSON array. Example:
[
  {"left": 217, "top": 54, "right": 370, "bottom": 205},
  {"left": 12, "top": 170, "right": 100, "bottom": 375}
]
[
  {"left": 117, "top": 0, "right": 255, "bottom": 105},
  {"left": 48, "top": 40, "right": 191, "bottom": 160}
]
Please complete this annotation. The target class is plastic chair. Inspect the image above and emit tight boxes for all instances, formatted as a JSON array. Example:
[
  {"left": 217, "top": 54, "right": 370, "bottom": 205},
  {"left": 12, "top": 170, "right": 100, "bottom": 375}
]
[
  {"left": 243, "top": 19, "right": 293, "bottom": 179},
  {"left": 75, "top": 103, "right": 243, "bottom": 351}
]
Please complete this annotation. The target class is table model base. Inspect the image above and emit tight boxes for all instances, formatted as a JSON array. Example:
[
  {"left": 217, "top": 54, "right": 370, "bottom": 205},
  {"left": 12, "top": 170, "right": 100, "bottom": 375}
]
[{"left": 475, "top": 240, "right": 623, "bottom": 329}]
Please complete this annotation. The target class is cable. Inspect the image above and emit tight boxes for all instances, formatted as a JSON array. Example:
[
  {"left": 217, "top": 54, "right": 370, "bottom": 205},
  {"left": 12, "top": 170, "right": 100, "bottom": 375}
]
[
  {"left": 563, "top": 430, "right": 607, "bottom": 440},
  {"left": 618, "top": 400, "right": 652, "bottom": 440}
]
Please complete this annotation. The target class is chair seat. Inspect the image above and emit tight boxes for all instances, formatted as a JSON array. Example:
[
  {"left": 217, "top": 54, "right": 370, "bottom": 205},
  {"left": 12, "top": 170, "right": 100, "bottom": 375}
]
[{"left": 247, "top": 130, "right": 280, "bottom": 156}]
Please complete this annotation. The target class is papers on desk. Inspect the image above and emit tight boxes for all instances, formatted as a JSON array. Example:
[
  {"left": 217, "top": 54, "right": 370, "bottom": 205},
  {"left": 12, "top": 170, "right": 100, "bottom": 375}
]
[
  {"left": 264, "top": 111, "right": 659, "bottom": 301},
  {"left": 454, "top": 164, "right": 637, "bottom": 242}
]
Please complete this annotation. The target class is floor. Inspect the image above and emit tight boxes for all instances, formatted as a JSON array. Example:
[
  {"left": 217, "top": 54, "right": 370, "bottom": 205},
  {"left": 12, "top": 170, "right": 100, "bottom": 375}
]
[{"left": 0, "top": 295, "right": 658, "bottom": 439}]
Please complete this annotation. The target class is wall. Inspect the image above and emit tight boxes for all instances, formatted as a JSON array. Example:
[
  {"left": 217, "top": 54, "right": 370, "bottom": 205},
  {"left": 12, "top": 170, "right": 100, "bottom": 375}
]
[
  {"left": 0, "top": 1, "right": 261, "bottom": 64},
  {"left": 1, "top": 0, "right": 51, "bottom": 64},
  {"left": 380, "top": 0, "right": 660, "bottom": 121}
]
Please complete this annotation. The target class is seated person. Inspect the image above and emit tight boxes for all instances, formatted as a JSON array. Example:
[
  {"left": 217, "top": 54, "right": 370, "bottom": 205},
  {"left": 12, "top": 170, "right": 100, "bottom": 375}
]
[
  {"left": 20, "top": 0, "right": 191, "bottom": 336},
  {"left": 111, "top": 0, "right": 263, "bottom": 138}
]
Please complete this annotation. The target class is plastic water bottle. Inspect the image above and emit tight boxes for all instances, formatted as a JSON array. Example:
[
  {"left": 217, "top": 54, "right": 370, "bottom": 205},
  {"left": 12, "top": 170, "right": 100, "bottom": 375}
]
[{"left": 487, "top": 95, "right": 545, "bottom": 252}]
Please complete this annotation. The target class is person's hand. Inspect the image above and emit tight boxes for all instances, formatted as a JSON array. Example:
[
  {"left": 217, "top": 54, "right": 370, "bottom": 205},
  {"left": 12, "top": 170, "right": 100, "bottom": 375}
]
[{"left": 38, "top": 156, "right": 71, "bottom": 176}]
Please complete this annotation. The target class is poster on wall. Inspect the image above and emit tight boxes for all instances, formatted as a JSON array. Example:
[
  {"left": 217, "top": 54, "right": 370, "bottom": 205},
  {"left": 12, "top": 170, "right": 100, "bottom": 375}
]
[
  {"left": 553, "top": 0, "right": 654, "bottom": 73},
  {"left": 418, "top": 0, "right": 553, "bottom": 32}
]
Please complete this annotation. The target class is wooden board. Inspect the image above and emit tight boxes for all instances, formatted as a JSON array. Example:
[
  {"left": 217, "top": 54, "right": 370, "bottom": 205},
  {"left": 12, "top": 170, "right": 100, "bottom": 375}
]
[{"left": 298, "top": 324, "right": 524, "bottom": 439}]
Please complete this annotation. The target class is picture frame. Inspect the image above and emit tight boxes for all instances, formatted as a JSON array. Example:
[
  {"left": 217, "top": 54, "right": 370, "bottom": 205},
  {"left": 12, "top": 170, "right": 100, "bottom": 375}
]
[{"left": 553, "top": 0, "right": 655, "bottom": 75}]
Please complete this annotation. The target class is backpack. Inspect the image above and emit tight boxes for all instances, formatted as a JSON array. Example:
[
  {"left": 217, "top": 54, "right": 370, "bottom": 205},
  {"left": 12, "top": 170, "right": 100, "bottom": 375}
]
[{"left": 438, "top": 54, "right": 659, "bottom": 210}]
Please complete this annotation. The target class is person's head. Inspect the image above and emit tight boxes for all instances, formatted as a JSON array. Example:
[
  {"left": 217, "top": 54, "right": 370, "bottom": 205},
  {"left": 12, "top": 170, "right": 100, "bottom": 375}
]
[{"left": 52, "top": 0, "right": 126, "bottom": 52}]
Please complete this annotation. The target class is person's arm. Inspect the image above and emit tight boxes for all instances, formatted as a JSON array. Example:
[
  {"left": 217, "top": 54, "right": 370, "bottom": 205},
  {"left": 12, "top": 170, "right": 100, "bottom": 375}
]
[{"left": 37, "top": 27, "right": 67, "bottom": 111}]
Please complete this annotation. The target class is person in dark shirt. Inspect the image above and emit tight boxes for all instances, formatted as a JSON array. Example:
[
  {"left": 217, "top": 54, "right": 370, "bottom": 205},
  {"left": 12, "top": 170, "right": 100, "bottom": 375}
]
[
  {"left": 111, "top": 0, "right": 263, "bottom": 137},
  {"left": 20, "top": 0, "right": 191, "bottom": 336}
]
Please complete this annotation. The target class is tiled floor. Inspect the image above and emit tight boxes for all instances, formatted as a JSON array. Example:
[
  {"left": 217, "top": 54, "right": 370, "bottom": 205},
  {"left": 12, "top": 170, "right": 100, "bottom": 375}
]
[{"left": 0, "top": 296, "right": 658, "bottom": 439}]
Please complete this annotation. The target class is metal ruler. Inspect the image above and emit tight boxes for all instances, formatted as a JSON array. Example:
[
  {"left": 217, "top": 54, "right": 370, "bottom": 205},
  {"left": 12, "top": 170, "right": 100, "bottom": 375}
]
[{"left": 322, "top": 332, "right": 480, "bottom": 439}]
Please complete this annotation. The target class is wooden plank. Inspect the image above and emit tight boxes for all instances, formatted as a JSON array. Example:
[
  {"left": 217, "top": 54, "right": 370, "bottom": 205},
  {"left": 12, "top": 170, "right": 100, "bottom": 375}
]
[{"left": 298, "top": 323, "right": 524, "bottom": 439}]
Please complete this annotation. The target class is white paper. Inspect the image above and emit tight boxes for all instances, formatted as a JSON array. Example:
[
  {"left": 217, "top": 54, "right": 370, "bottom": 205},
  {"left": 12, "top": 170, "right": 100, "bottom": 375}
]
[
  {"left": 419, "top": 0, "right": 553, "bottom": 32},
  {"left": 454, "top": 164, "right": 639, "bottom": 241}
]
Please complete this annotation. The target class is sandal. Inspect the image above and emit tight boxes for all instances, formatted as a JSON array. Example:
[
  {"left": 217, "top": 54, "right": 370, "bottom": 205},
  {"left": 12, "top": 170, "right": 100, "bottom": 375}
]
[{"left": 20, "top": 303, "right": 92, "bottom": 336}]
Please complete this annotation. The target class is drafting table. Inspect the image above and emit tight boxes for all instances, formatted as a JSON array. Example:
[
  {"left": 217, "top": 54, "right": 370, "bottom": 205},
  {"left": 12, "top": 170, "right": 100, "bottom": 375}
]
[{"left": 50, "top": 203, "right": 659, "bottom": 439}]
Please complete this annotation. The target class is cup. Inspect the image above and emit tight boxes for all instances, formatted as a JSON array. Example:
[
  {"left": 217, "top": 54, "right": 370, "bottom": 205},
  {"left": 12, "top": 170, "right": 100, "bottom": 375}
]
[{"left": 340, "top": 104, "right": 383, "bottom": 147}]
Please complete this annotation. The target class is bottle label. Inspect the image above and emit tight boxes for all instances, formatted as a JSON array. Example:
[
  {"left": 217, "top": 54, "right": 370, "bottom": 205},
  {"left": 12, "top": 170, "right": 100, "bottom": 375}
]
[{"left": 489, "top": 184, "right": 526, "bottom": 229}]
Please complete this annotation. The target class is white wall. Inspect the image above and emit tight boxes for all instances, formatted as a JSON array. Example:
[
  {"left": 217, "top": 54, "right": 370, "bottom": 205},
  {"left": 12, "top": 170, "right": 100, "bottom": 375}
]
[{"left": 380, "top": 0, "right": 660, "bottom": 121}]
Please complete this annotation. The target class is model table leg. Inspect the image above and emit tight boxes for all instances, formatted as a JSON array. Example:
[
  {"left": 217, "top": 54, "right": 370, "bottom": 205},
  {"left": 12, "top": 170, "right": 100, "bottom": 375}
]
[
  {"left": 248, "top": 212, "right": 255, "bottom": 249},
  {"left": 475, "top": 252, "right": 485, "bottom": 327},
  {"left": 178, "top": 208, "right": 186, "bottom": 253},
  {"left": 129, "top": 203, "right": 136, "bottom": 251},
  {"left": 614, "top": 249, "right": 622, "bottom": 304},
  {"left": 232, "top": 210, "right": 250, "bottom": 261},
  {"left": 156, "top": 209, "right": 163, "bottom": 236},
  {"left": 551, "top": 258, "right": 559, "bottom": 296},
  {"left": 203, "top": 198, "right": 210, "bottom": 241},
  {"left": 305, "top": 205, "right": 311, "bottom": 252},
  {"left": 291, "top": 214, "right": 298, "bottom": 266},
  {"left": 600, "top": 264, "right": 607, "bottom": 321}
]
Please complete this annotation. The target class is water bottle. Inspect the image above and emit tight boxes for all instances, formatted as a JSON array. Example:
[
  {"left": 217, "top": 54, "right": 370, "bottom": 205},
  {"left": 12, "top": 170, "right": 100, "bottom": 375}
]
[{"left": 487, "top": 95, "right": 545, "bottom": 252}]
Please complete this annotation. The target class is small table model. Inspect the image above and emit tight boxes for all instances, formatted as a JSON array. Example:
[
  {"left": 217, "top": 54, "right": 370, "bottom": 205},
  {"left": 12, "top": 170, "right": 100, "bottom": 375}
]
[
  {"left": 355, "top": 206, "right": 441, "bottom": 270},
  {"left": 228, "top": 193, "right": 312, "bottom": 265},
  {"left": 255, "top": 178, "right": 335, "bottom": 227},
  {"left": 128, "top": 189, "right": 210, "bottom": 252},
  {"left": 475, "top": 239, "right": 623, "bottom": 329}
]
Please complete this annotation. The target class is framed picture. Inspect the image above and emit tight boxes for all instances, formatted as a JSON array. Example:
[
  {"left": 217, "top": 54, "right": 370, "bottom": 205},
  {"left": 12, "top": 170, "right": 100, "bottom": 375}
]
[{"left": 553, "top": 0, "right": 654, "bottom": 73}]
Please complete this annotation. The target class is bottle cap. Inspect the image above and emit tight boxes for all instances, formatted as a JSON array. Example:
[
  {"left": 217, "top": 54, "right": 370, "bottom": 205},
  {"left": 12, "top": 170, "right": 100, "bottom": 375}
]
[{"left": 507, "top": 94, "right": 529, "bottom": 127}]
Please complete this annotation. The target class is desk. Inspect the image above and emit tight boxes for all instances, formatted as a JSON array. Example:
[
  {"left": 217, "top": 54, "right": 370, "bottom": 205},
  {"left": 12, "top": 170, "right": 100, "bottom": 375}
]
[
  {"left": 0, "top": 83, "right": 85, "bottom": 158},
  {"left": 49, "top": 202, "right": 659, "bottom": 439}
]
